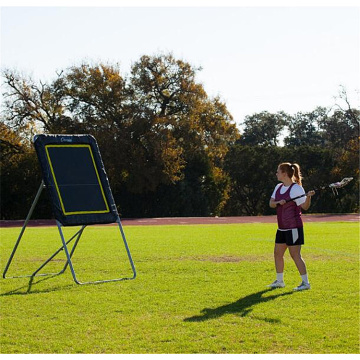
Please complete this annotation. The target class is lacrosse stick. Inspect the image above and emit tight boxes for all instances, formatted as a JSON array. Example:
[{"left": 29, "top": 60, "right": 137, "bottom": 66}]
[{"left": 286, "top": 177, "right": 354, "bottom": 203}]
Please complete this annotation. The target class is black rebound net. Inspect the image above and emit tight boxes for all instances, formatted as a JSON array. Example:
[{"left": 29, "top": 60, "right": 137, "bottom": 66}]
[{"left": 34, "top": 134, "right": 118, "bottom": 226}]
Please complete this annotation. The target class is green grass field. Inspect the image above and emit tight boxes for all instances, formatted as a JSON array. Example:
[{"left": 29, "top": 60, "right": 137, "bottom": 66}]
[{"left": 0, "top": 221, "right": 359, "bottom": 354}]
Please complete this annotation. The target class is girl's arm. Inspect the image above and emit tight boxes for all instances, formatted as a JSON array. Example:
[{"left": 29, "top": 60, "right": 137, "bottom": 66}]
[
  {"left": 301, "top": 190, "right": 315, "bottom": 210},
  {"left": 269, "top": 198, "right": 286, "bottom": 208},
  {"left": 270, "top": 184, "right": 284, "bottom": 208}
]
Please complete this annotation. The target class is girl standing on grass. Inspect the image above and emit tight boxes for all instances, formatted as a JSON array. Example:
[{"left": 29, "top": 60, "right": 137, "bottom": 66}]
[{"left": 268, "top": 162, "right": 315, "bottom": 291}]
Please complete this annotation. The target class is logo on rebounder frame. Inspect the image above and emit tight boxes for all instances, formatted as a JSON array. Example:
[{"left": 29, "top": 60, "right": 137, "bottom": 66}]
[{"left": 60, "top": 137, "right": 73, "bottom": 143}]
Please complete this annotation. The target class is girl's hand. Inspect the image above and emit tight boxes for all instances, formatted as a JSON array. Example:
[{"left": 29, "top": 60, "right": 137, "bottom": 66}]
[
  {"left": 278, "top": 199, "right": 286, "bottom": 206},
  {"left": 307, "top": 190, "right": 315, "bottom": 197}
]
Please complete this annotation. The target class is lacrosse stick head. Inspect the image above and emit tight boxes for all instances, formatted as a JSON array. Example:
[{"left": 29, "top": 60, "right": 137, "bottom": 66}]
[
  {"left": 329, "top": 177, "right": 353, "bottom": 195},
  {"left": 329, "top": 177, "right": 353, "bottom": 189}
]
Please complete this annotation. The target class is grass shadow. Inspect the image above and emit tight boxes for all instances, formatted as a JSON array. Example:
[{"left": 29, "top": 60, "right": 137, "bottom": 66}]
[
  {"left": 184, "top": 288, "right": 294, "bottom": 322},
  {"left": 0, "top": 274, "right": 75, "bottom": 296}
]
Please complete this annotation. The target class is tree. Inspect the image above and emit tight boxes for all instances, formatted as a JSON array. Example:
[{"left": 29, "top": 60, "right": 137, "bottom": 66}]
[
  {"left": 317, "top": 109, "right": 359, "bottom": 149},
  {"left": 62, "top": 62, "right": 130, "bottom": 133},
  {"left": 0, "top": 123, "right": 49, "bottom": 219},
  {"left": 240, "top": 111, "right": 289, "bottom": 146},
  {"left": 284, "top": 107, "right": 326, "bottom": 147},
  {"left": 0, "top": 122, "right": 24, "bottom": 162},
  {"left": 126, "top": 53, "right": 239, "bottom": 203},
  {"left": 333, "top": 85, "right": 360, "bottom": 126},
  {"left": 1, "top": 69, "right": 69, "bottom": 136},
  {"left": 1, "top": 53, "right": 240, "bottom": 218},
  {"left": 223, "top": 142, "right": 358, "bottom": 216},
  {"left": 223, "top": 145, "right": 284, "bottom": 215}
]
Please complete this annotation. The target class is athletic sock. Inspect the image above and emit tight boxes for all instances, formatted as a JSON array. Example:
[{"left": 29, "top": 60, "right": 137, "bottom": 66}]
[
  {"left": 301, "top": 274, "right": 309, "bottom": 284},
  {"left": 276, "top": 273, "right": 284, "bottom": 282}
]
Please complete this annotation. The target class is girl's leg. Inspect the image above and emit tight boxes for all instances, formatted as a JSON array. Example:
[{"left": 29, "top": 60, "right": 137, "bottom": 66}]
[
  {"left": 289, "top": 245, "right": 310, "bottom": 290},
  {"left": 268, "top": 243, "right": 288, "bottom": 287},
  {"left": 274, "top": 243, "right": 287, "bottom": 274},
  {"left": 288, "top": 245, "right": 307, "bottom": 275}
]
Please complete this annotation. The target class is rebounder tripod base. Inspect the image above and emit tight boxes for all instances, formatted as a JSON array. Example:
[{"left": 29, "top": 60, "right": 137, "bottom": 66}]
[{"left": 3, "top": 182, "right": 136, "bottom": 285}]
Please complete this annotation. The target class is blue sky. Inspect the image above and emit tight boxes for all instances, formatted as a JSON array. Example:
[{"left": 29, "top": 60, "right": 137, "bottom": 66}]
[{"left": 1, "top": 2, "right": 359, "bottom": 126}]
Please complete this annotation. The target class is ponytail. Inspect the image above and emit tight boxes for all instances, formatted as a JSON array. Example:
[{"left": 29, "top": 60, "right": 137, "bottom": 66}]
[
  {"left": 279, "top": 162, "right": 302, "bottom": 185},
  {"left": 291, "top": 163, "right": 302, "bottom": 186}
]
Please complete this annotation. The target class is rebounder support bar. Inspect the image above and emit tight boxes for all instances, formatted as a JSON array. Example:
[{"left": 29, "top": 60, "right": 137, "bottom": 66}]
[
  {"left": 3, "top": 181, "right": 47, "bottom": 279},
  {"left": 3, "top": 183, "right": 136, "bottom": 285},
  {"left": 57, "top": 217, "right": 136, "bottom": 285}
]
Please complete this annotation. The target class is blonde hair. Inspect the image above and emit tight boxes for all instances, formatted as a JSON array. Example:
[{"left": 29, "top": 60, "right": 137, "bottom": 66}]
[{"left": 279, "top": 162, "right": 302, "bottom": 185}]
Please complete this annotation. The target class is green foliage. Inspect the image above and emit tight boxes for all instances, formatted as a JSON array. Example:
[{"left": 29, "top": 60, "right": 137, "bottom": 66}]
[
  {"left": 0, "top": 124, "right": 52, "bottom": 219},
  {"left": 240, "top": 111, "right": 289, "bottom": 147},
  {"left": 224, "top": 144, "right": 359, "bottom": 215},
  {"left": 1, "top": 55, "right": 358, "bottom": 218},
  {"left": 0, "top": 222, "right": 358, "bottom": 353},
  {"left": 284, "top": 107, "right": 326, "bottom": 147},
  {"left": 1, "top": 54, "right": 240, "bottom": 219},
  {"left": 224, "top": 145, "right": 283, "bottom": 215}
]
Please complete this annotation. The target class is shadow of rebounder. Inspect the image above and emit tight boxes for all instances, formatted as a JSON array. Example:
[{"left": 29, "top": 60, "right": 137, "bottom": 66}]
[{"left": 2, "top": 134, "right": 136, "bottom": 285}]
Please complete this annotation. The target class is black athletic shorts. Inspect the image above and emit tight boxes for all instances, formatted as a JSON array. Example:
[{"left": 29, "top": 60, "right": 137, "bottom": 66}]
[{"left": 275, "top": 227, "right": 304, "bottom": 246}]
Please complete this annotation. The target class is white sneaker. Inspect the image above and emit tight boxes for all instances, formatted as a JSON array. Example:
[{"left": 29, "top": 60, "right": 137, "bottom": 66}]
[
  {"left": 267, "top": 280, "right": 285, "bottom": 288},
  {"left": 293, "top": 281, "right": 311, "bottom": 291}
]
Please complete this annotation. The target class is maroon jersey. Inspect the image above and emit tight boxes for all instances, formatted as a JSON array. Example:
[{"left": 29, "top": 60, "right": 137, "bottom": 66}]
[{"left": 275, "top": 183, "right": 303, "bottom": 229}]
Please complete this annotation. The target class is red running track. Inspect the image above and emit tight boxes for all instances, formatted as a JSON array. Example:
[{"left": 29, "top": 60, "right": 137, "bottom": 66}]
[{"left": 0, "top": 214, "right": 358, "bottom": 228}]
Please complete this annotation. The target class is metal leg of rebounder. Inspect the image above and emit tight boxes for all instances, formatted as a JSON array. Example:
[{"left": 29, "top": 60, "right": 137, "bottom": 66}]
[
  {"left": 3, "top": 180, "right": 136, "bottom": 285},
  {"left": 3, "top": 181, "right": 45, "bottom": 279},
  {"left": 2, "top": 181, "right": 87, "bottom": 280},
  {"left": 57, "top": 216, "right": 136, "bottom": 285},
  {"left": 117, "top": 216, "right": 137, "bottom": 280},
  {"left": 31, "top": 225, "right": 86, "bottom": 278}
]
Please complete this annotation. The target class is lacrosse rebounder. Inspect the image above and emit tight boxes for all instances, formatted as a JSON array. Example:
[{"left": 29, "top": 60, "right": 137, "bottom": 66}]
[{"left": 3, "top": 134, "right": 136, "bottom": 285}]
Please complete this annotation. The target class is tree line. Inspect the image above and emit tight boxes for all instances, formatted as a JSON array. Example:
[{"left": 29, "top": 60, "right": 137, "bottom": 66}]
[{"left": 1, "top": 54, "right": 359, "bottom": 219}]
